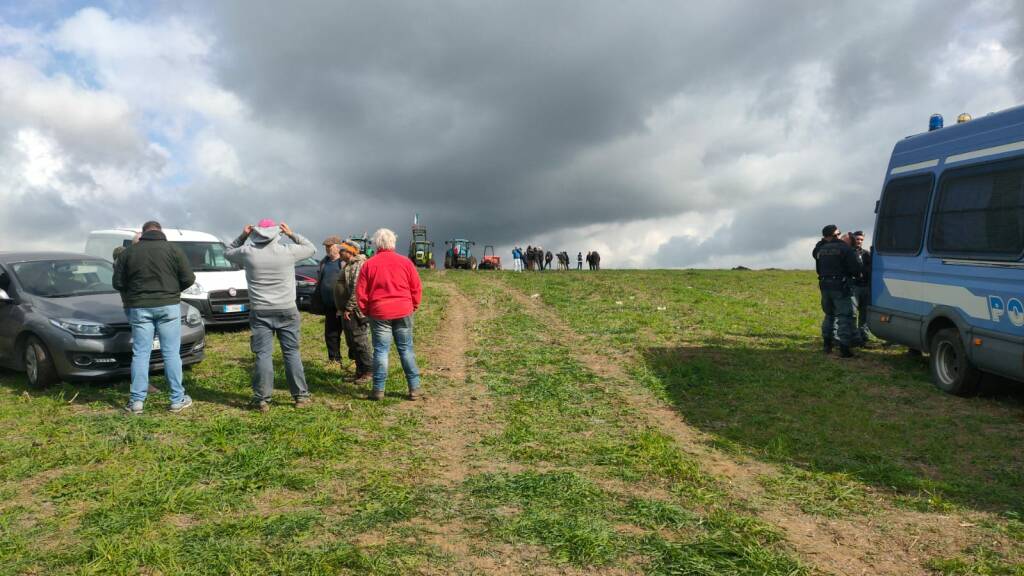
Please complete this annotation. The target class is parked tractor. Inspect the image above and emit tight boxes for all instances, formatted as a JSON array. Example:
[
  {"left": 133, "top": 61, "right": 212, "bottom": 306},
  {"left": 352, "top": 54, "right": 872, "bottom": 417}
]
[
  {"left": 349, "top": 234, "right": 376, "bottom": 258},
  {"left": 444, "top": 239, "right": 477, "bottom": 270},
  {"left": 477, "top": 245, "right": 502, "bottom": 270},
  {"left": 408, "top": 224, "right": 435, "bottom": 269}
]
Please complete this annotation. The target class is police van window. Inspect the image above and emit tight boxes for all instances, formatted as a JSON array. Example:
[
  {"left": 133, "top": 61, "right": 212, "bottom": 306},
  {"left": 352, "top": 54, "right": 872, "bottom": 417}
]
[
  {"left": 876, "top": 174, "right": 933, "bottom": 254},
  {"left": 929, "top": 160, "right": 1024, "bottom": 259}
]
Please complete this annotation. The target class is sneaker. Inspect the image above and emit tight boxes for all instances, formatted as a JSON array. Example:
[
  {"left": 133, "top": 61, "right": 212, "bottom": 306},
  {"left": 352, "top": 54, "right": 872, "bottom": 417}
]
[
  {"left": 353, "top": 372, "right": 373, "bottom": 384},
  {"left": 248, "top": 399, "right": 271, "bottom": 413},
  {"left": 123, "top": 400, "right": 144, "bottom": 415},
  {"left": 839, "top": 346, "right": 855, "bottom": 359},
  {"left": 367, "top": 389, "right": 384, "bottom": 401},
  {"left": 407, "top": 388, "right": 424, "bottom": 401},
  {"left": 294, "top": 396, "right": 313, "bottom": 409},
  {"left": 168, "top": 396, "right": 193, "bottom": 413}
]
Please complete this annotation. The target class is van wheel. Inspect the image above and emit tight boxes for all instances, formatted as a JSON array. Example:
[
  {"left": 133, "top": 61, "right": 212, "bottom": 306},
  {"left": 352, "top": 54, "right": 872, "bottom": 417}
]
[
  {"left": 23, "top": 336, "right": 58, "bottom": 389},
  {"left": 929, "top": 328, "right": 981, "bottom": 396}
]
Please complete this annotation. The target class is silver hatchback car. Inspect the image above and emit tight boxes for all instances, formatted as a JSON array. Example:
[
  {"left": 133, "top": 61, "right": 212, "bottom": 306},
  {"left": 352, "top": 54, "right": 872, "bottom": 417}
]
[{"left": 0, "top": 252, "right": 206, "bottom": 388}]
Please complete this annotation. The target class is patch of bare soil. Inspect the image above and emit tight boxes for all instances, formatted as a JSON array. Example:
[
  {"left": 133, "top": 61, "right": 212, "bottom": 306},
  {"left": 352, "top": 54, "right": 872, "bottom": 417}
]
[
  {"left": 497, "top": 279, "right": 1011, "bottom": 576},
  {"left": 410, "top": 282, "right": 496, "bottom": 485},
  {"left": 402, "top": 282, "right": 641, "bottom": 575}
]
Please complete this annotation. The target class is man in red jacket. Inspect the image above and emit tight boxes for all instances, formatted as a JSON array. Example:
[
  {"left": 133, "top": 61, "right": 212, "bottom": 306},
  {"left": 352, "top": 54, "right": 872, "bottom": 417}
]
[{"left": 357, "top": 228, "right": 423, "bottom": 400}]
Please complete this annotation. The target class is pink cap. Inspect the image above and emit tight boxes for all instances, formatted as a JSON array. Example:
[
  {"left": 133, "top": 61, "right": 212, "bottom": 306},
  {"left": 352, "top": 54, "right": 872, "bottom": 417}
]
[{"left": 257, "top": 218, "right": 276, "bottom": 228}]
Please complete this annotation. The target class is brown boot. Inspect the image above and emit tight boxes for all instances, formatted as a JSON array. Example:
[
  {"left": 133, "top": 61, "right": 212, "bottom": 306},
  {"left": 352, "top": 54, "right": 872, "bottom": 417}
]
[
  {"left": 407, "top": 388, "right": 424, "bottom": 401},
  {"left": 367, "top": 389, "right": 384, "bottom": 401},
  {"left": 353, "top": 372, "right": 372, "bottom": 384}
]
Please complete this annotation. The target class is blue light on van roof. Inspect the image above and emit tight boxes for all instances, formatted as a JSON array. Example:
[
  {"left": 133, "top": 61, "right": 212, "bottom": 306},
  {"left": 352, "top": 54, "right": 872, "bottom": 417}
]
[{"left": 929, "top": 114, "right": 943, "bottom": 131}]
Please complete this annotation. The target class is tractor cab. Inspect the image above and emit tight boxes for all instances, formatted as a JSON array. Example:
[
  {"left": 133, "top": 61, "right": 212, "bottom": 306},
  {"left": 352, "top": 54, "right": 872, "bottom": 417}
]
[
  {"left": 478, "top": 245, "right": 502, "bottom": 270},
  {"left": 408, "top": 224, "right": 435, "bottom": 268},
  {"left": 348, "top": 235, "right": 376, "bottom": 258},
  {"left": 444, "top": 239, "right": 477, "bottom": 270}
]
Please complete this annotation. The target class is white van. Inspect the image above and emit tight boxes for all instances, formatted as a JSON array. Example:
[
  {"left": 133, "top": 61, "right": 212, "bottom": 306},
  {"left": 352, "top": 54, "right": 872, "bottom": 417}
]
[{"left": 85, "top": 228, "right": 250, "bottom": 326}]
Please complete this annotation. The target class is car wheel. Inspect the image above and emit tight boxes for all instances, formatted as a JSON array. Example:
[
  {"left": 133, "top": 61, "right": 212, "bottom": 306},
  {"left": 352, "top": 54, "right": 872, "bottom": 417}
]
[
  {"left": 23, "top": 336, "right": 58, "bottom": 389},
  {"left": 928, "top": 328, "right": 981, "bottom": 396}
]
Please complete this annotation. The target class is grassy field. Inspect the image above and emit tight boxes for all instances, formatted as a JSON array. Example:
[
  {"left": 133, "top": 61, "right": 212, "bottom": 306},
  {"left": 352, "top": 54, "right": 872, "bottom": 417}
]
[{"left": 1, "top": 270, "right": 1023, "bottom": 575}]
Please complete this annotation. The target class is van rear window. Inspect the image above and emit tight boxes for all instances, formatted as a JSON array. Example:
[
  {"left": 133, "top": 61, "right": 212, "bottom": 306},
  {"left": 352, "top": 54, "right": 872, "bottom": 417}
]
[
  {"left": 876, "top": 175, "right": 933, "bottom": 254},
  {"left": 929, "top": 160, "right": 1024, "bottom": 259}
]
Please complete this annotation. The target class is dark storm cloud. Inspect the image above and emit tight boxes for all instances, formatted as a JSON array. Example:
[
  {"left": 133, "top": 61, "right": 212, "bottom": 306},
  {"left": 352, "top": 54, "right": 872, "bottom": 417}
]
[
  {"left": 193, "top": 2, "right": 823, "bottom": 242},
  {"left": 4, "top": 1, "right": 1019, "bottom": 265},
  {"left": 184, "top": 0, "right": 1017, "bottom": 260}
]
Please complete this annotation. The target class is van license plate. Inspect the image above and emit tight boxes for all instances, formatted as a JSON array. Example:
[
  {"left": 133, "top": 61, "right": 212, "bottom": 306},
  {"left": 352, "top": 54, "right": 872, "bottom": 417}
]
[{"left": 222, "top": 304, "right": 247, "bottom": 313}]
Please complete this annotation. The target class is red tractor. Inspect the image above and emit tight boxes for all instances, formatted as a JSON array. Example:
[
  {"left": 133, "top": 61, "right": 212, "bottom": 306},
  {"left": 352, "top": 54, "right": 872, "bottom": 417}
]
[{"left": 478, "top": 245, "right": 502, "bottom": 270}]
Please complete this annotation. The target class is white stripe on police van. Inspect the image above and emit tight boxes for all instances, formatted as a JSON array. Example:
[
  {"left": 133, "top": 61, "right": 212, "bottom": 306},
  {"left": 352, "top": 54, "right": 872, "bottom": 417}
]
[
  {"left": 946, "top": 140, "right": 1024, "bottom": 165},
  {"left": 883, "top": 278, "right": 991, "bottom": 321},
  {"left": 889, "top": 159, "right": 939, "bottom": 175}
]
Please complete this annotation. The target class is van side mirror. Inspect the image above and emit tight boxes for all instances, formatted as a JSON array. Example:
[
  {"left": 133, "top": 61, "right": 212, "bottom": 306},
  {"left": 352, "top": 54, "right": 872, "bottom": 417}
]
[
  {"left": 0, "top": 272, "right": 8, "bottom": 290},
  {"left": 874, "top": 200, "right": 880, "bottom": 214}
]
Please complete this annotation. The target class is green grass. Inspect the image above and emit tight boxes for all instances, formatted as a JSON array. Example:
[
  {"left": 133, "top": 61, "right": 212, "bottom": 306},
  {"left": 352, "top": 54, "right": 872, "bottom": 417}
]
[
  {"left": 503, "top": 270, "right": 1024, "bottom": 515},
  {"left": 0, "top": 282, "right": 452, "bottom": 575},
  {"left": 3, "top": 270, "right": 1024, "bottom": 573}
]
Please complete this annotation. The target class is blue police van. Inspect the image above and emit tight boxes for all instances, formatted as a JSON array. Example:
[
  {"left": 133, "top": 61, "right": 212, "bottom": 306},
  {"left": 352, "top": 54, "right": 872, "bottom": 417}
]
[{"left": 869, "top": 106, "right": 1024, "bottom": 395}]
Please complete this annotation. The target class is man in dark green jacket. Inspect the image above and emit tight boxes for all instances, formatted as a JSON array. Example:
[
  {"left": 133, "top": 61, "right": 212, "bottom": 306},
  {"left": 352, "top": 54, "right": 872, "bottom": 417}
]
[{"left": 113, "top": 221, "right": 196, "bottom": 415}]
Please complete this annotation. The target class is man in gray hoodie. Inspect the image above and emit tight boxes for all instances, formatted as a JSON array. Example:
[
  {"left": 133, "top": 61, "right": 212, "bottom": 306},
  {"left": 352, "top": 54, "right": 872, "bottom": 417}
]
[{"left": 225, "top": 219, "right": 317, "bottom": 411}]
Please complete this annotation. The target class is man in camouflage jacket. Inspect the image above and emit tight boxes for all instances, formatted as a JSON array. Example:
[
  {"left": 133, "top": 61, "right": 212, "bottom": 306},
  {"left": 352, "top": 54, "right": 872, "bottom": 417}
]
[{"left": 333, "top": 241, "right": 374, "bottom": 382}]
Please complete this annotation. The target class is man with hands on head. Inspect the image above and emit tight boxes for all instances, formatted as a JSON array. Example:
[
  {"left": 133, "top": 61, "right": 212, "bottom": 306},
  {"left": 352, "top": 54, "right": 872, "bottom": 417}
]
[{"left": 225, "top": 219, "right": 316, "bottom": 412}]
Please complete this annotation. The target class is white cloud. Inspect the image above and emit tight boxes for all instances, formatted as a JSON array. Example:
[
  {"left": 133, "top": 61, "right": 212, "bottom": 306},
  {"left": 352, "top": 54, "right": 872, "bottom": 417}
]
[
  {"left": 196, "top": 135, "right": 244, "bottom": 184},
  {"left": 13, "top": 128, "right": 63, "bottom": 189}
]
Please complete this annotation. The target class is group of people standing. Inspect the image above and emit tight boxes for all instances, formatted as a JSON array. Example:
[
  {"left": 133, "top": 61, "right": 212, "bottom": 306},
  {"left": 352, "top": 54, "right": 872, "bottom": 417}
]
[
  {"left": 310, "top": 230, "right": 422, "bottom": 402},
  {"left": 511, "top": 246, "right": 602, "bottom": 271},
  {"left": 113, "top": 220, "right": 422, "bottom": 415},
  {"left": 813, "top": 225, "right": 871, "bottom": 358}
]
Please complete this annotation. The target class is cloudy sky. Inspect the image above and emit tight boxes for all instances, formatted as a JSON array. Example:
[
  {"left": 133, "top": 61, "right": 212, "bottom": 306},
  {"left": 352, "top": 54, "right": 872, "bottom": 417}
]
[{"left": 1, "top": 1, "right": 1021, "bottom": 268}]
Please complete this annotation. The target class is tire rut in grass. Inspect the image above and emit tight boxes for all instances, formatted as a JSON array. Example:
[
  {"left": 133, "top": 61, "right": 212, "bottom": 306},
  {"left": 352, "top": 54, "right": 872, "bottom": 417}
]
[
  {"left": 410, "top": 281, "right": 496, "bottom": 485},
  {"left": 497, "top": 277, "right": 941, "bottom": 576}
]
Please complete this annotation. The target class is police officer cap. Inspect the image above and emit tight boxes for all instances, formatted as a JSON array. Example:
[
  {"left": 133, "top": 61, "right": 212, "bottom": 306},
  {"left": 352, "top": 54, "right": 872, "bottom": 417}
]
[{"left": 821, "top": 224, "right": 838, "bottom": 237}]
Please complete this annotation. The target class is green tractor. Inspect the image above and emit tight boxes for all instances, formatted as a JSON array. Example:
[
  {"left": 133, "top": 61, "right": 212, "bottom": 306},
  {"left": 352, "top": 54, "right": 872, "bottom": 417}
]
[
  {"left": 348, "top": 234, "right": 376, "bottom": 258},
  {"left": 444, "top": 239, "right": 477, "bottom": 270},
  {"left": 408, "top": 224, "right": 435, "bottom": 269}
]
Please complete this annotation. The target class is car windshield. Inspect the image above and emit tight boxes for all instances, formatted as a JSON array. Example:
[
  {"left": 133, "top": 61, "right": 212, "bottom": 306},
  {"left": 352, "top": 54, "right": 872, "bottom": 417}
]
[
  {"left": 296, "top": 257, "right": 319, "bottom": 267},
  {"left": 177, "top": 242, "right": 239, "bottom": 272},
  {"left": 12, "top": 259, "right": 117, "bottom": 298}
]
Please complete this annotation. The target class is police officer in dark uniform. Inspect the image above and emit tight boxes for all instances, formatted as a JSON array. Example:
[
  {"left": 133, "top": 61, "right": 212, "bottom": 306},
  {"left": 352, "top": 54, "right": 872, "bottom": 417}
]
[
  {"left": 813, "top": 224, "right": 861, "bottom": 357},
  {"left": 851, "top": 231, "right": 872, "bottom": 346}
]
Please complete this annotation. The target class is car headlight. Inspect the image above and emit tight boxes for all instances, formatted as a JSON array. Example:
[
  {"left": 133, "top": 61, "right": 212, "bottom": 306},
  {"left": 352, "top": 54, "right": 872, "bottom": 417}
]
[
  {"left": 183, "top": 282, "right": 207, "bottom": 297},
  {"left": 183, "top": 305, "right": 203, "bottom": 327},
  {"left": 49, "top": 319, "right": 115, "bottom": 338}
]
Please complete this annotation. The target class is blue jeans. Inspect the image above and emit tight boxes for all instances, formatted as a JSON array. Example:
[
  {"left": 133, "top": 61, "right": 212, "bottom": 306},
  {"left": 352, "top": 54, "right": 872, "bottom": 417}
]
[
  {"left": 370, "top": 315, "right": 421, "bottom": 393},
  {"left": 128, "top": 304, "right": 185, "bottom": 404}
]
